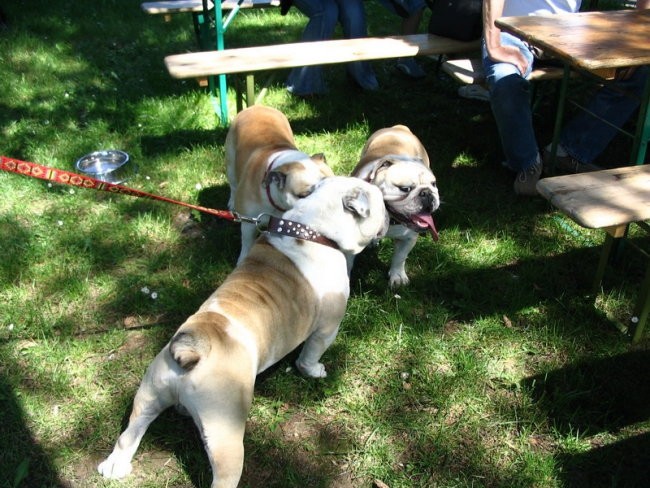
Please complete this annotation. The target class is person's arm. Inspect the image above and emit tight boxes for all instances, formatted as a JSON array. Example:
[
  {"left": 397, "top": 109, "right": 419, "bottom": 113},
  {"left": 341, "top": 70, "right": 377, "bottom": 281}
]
[
  {"left": 637, "top": 0, "right": 650, "bottom": 9},
  {"left": 483, "top": 0, "right": 529, "bottom": 75}
]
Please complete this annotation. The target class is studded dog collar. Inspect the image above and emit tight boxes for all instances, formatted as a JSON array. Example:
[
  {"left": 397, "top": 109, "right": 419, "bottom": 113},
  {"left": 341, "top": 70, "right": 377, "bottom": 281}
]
[{"left": 266, "top": 216, "right": 339, "bottom": 250}]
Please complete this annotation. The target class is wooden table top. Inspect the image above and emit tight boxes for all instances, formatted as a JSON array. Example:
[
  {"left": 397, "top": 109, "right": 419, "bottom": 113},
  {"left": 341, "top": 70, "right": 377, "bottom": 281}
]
[
  {"left": 496, "top": 9, "right": 650, "bottom": 71},
  {"left": 536, "top": 165, "right": 650, "bottom": 231}
]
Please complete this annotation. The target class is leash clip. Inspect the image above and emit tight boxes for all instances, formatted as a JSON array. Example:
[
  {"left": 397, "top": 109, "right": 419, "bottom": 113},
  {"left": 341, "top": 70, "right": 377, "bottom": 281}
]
[{"left": 233, "top": 212, "right": 271, "bottom": 231}]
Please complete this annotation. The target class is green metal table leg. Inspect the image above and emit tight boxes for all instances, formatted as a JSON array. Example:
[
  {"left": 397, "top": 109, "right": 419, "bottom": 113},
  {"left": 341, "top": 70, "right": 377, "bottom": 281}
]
[
  {"left": 547, "top": 64, "right": 572, "bottom": 175},
  {"left": 212, "top": 0, "right": 229, "bottom": 124},
  {"left": 630, "top": 71, "right": 650, "bottom": 165}
]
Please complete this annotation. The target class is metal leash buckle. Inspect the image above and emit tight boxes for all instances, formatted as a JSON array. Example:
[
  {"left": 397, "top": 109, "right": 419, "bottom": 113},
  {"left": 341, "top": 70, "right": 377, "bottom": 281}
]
[{"left": 233, "top": 212, "right": 271, "bottom": 231}]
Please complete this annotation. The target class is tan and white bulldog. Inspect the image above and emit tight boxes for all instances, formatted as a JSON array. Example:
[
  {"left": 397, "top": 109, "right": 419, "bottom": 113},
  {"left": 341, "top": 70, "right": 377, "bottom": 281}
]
[
  {"left": 225, "top": 105, "right": 334, "bottom": 264},
  {"left": 351, "top": 125, "right": 439, "bottom": 288},
  {"left": 97, "top": 176, "right": 388, "bottom": 488}
]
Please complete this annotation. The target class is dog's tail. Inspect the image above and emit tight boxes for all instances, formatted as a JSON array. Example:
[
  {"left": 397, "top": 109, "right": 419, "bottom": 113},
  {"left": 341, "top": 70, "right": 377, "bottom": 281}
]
[{"left": 169, "top": 311, "right": 228, "bottom": 370}]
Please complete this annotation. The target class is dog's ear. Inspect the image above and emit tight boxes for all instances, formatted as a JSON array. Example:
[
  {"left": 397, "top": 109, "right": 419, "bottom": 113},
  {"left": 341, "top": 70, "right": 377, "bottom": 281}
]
[
  {"left": 310, "top": 153, "right": 327, "bottom": 164},
  {"left": 342, "top": 188, "right": 370, "bottom": 219},
  {"left": 265, "top": 170, "right": 287, "bottom": 190},
  {"left": 376, "top": 158, "right": 395, "bottom": 170},
  {"left": 359, "top": 157, "right": 394, "bottom": 181}
]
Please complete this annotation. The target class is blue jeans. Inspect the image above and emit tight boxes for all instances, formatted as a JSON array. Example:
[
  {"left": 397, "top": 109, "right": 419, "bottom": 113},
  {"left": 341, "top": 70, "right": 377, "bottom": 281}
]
[
  {"left": 482, "top": 32, "right": 650, "bottom": 169},
  {"left": 286, "top": 0, "right": 378, "bottom": 96},
  {"left": 560, "top": 65, "right": 649, "bottom": 164},
  {"left": 482, "top": 33, "right": 537, "bottom": 172}
]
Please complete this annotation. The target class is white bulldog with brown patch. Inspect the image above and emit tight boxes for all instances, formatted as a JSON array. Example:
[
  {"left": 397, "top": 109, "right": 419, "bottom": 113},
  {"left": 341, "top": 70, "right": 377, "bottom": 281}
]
[
  {"left": 351, "top": 125, "right": 440, "bottom": 287},
  {"left": 97, "top": 176, "right": 388, "bottom": 488}
]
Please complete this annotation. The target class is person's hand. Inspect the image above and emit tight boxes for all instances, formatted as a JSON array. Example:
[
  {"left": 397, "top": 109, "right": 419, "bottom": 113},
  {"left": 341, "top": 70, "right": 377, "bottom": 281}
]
[{"left": 488, "top": 45, "right": 529, "bottom": 75}]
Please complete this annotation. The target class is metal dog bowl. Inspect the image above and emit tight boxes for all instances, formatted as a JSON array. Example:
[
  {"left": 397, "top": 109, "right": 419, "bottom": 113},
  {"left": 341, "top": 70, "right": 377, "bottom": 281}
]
[{"left": 75, "top": 150, "right": 134, "bottom": 184}]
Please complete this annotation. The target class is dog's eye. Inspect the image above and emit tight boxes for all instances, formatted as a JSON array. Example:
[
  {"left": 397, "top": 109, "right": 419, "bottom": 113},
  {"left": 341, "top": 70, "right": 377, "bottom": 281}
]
[{"left": 399, "top": 186, "right": 413, "bottom": 193}]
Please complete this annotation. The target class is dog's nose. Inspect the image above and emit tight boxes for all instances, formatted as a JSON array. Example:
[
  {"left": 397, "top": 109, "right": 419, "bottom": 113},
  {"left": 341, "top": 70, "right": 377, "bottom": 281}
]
[{"left": 419, "top": 188, "right": 433, "bottom": 204}]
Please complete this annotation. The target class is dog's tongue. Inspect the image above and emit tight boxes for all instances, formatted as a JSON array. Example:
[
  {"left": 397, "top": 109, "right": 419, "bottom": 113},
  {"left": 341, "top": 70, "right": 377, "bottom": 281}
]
[{"left": 412, "top": 213, "right": 439, "bottom": 241}]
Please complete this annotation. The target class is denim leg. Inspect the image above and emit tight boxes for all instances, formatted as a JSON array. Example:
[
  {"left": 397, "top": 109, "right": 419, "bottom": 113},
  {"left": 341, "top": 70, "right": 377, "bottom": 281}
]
[
  {"left": 286, "top": 0, "right": 339, "bottom": 95},
  {"left": 482, "top": 34, "right": 538, "bottom": 172},
  {"left": 336, "top": 0, "right": 378, "bottom": 90},
  {"left": 560, "top": 66, "right": 650, "bottom": 164}
]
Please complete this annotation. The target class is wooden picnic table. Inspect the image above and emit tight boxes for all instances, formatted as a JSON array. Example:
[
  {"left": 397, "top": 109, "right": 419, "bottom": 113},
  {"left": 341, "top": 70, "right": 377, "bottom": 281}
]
[
  {"left": 498, "top": 8, "right": 650, "bottom": 342},
  {"left": 496, "top": 8, "right": 650, "bottom": 165}
]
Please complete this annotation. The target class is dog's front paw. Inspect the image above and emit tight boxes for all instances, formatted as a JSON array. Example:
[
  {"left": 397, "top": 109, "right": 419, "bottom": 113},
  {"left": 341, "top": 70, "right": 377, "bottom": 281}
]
[
  {"left": 388, "top": 270, "right": 410, "bottom": 288},
  {"left": 295, "top": 360, "right": 327, "bottom": 378},
  {"left": 98, "top": 454, "right": 133, "bottom": 479}
]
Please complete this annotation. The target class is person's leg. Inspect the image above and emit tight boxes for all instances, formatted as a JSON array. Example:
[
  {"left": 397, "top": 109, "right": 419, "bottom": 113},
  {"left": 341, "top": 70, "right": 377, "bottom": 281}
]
[
  {"left": 559, "top": 66, "right": 649, "bottom": 164},
  {"left": 482, "top": 33, "right": 538, "bottom": 173},
  {"left": 286, "top": 0, "right": 338, "bottom": 96},
  {"left": 377, "top": 0, "right": 426, "bottom": 78},
  {"left": 482, "top": 33, "right": 542, "bottom": 195},
  {"left": 336, "top": 0, "right": 378, "bottom": 90}
]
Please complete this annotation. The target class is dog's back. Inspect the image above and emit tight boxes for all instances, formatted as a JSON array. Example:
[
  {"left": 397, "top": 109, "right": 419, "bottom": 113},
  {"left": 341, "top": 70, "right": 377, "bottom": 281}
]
[
  {"left": 354, "top": 124, "right": 430, "bottom": 173},
  {"left": 225, "top": 106, "right": 297, "bottom": 184}
]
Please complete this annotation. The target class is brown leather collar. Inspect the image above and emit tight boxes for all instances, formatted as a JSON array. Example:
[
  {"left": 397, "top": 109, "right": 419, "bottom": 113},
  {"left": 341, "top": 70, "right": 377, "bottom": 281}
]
[
  {"left": 263, "top": 150, "right": 306, "bottom": 213},
  {"left": 264, "top": 159, "right": 287, "bottom": 212},
  {"left": 266, "top": 216, "right": 339, "bottom": 250}
]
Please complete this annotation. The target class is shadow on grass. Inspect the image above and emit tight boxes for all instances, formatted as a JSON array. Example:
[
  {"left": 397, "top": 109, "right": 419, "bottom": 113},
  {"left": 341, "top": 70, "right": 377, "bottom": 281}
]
[
  {"left": 556, "top": 432, "right": 650, "bottom": 488},
  {"left": 0, "top": 376, "right": 67, "bottom": 487},
  {"left": 523, "top": 350, "right": 650, "bottom": 435},
  {"left": 523, "top": 350, "right": 650, "bottom": 487}
]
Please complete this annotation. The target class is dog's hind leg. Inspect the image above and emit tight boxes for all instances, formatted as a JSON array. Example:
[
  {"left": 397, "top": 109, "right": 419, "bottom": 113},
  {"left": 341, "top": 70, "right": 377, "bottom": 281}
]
[
  {"left": 188, "top": 379, "right": 253, "bottom": 488},
  {"left": 98, "top": 349, "right": 180, "bottom": 479}
]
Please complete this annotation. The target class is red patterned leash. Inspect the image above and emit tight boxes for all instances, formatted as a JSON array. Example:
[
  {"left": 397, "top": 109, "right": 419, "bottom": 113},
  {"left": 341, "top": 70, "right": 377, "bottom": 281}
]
[
  {"left": 0, "top": 156, "right": 258, "bottom": 224},
  {"left": 1, "top": 156, "right": 346, "bottom": 249}
]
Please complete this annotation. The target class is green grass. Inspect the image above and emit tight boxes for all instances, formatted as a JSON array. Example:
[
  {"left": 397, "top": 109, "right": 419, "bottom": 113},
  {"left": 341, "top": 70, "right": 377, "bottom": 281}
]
[{"left": 1, "top": 1, "right": 649, "bottom": 487}]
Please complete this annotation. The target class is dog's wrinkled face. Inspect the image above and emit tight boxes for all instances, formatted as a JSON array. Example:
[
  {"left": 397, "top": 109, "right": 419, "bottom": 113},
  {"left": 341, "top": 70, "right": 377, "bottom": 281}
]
[
  {"left": 370, "top": 158, "right": 439, "bottom": 240},
  {"left": 265, "top": 153, "right": 334, "bottom": 210},
  {"left": 285, "top": 176, "right": 389, "bottom": 255}
]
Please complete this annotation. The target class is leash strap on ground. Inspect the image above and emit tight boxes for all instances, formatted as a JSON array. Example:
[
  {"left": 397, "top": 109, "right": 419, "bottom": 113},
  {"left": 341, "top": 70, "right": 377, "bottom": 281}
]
[{"left": 0, "top": 156, "right": 238, "bottom": 221}]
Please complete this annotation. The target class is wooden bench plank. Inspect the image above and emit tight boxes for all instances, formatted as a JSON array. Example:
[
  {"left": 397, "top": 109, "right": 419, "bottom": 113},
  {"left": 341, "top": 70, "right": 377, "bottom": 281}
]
[
  {"left": 142, "top": 0, "right": 278, "bottom": 15},
  {"left": 165, "top": 34, "right": 480, "bottom": 79},
  {"left": 536, "top": 165, "right": 650, "bottom": 230}
]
